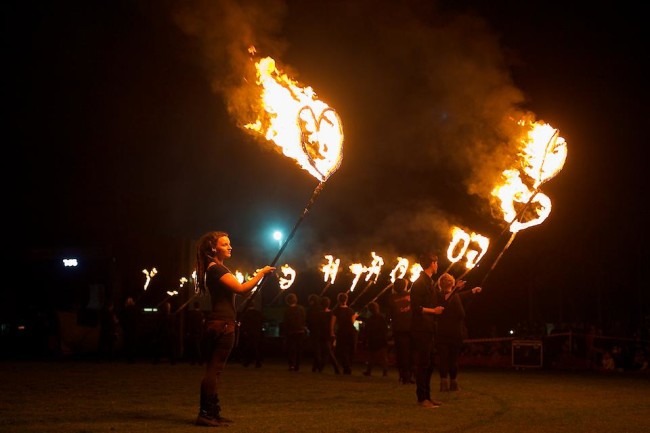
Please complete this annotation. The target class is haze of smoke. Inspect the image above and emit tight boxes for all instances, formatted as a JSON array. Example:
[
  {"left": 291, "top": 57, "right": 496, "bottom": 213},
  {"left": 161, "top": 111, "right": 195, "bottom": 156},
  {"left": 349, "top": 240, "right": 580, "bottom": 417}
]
[{"left": 173, "top": 0, "right": 542, "bottom": 241}]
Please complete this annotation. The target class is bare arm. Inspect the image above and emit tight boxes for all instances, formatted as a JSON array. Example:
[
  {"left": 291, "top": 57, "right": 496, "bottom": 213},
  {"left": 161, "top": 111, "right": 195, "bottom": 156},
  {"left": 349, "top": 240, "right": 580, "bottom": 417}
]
[
  {"left": 219, "top": 266, "right": 275, "bottom": 294},
  {"left": 421, "top": 306, "right": 444, "bottom": 315}
]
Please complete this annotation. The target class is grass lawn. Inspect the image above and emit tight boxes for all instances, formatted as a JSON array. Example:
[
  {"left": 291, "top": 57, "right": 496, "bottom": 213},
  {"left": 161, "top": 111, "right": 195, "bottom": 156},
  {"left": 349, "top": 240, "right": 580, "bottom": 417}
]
[{"left": 1, "top": 358, "right": 649, "bottom": 433}]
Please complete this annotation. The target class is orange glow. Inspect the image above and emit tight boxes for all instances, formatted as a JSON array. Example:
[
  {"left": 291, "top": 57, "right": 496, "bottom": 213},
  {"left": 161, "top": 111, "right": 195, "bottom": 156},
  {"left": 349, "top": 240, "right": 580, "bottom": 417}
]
[
  {"left": 278, "top": 264, "right": 296, "bottom": 290},
  {"left": 348, "top": 262, "right": 367, "bottom": 293},
  {"left": 245, "top": 54, "right": 343, "bottom": 182},
  {"left": 409, "top": 263, "right": 423, "bottom": 283},
  {"left": 364, "top": 252, "right": 384, "bottom": 283},
  {"left": 321, "top": 254, "right": 340, "bottom": 284},
  {"left": 492, "top": 121, "right": 567, "bottom": 232},
  {"left": 446, "top": 226, "right": 490, "bottom": 270},
  {"left": 389, "top": 257, "right": 409, "bottom": 283}
]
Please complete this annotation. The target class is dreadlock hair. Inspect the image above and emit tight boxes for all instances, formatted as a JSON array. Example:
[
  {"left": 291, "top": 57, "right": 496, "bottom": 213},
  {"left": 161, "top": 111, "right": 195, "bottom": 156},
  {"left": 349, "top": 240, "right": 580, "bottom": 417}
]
[{"left": 195, "top": 231, "right": 229, "bottom": 294}]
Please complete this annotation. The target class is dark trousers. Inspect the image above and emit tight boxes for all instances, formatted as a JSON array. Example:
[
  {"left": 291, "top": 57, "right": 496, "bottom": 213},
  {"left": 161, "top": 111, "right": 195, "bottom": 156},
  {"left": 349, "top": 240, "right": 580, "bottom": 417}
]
[
  {"left": 436, "top": 341, "right": 461, "bottom": 380},
  {"left": 393, "top": 330, "right": 413, "bottom": 379},
  {"left": 286, "top": 332, "right": 305, "bottom": 370},
  {"left": 412, "top": 331, "right": 435, "bottom": 402},
  {"left": 314, "top": 337, "right": 341, "bottom": 373},
  {"left": 335, "top": 334, "right": 355, "bottom": 374},
  {"left": 201, "top": 320, "right": 236, "bottom": 396}
]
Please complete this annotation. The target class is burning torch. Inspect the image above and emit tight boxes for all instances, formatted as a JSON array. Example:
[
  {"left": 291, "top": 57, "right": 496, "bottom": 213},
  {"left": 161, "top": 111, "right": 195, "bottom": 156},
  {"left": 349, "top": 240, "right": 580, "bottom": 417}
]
[
  {"left": 479, "top": 120, "right": 567, "bottom": 287},
  {"left": 238, "top": 53, "right": 344, "bottom": 314}
]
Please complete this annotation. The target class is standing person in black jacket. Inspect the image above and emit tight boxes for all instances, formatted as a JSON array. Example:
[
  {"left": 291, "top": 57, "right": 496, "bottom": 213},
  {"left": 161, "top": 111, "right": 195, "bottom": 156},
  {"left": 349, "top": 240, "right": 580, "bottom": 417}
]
[
  {"left": 435, "top": 272, "right": 481, "bottom": 392},
  {"left": 283, "top": 293, "right": 307, "bottom": 371},
  {"left": 332, "top": 292, "right": 358, "bottom": 375},
  {"left": 361, "top": 301, "right": 389, "bottom": 377},
  {"left": 120, "top": 297, "right": 139, "bottom": 364},
  {"left": 314, "top": 296, "right": 341, "bottom": 374},
  {"left": 238, "top": 303, "right": 264, "bottom": 368},
  {"left": 185, "top": 301, "right": 204, "bottom": 366},
  {"left": 305, "top": 293, "right": 322, "bottom": 372},
  {"left": 387, "top": 278, "right": 414, "bottom": 384},
  {"left": 410, "top": 253, "right": 444, "bottom": 409}
]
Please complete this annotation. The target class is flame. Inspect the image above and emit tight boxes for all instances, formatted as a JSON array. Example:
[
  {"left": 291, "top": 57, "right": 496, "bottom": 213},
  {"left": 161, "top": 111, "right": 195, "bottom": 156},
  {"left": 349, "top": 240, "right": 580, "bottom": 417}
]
[
  {"left": 409, "top": 263, "right": 423, "bottom": 283},
  {"left": 447, "top": 227, "right": 471, "bottom": 264},
  {"left": 321, "top": 254, "right": 340, "bottom": 284},
  {"left": 348, "top": 262, "right": 367, "bottom": 292},
  {"left": 446, "top": 226, "right": 490, "bottom": 270},
  {"left": 389, "top": 257, "right": 409, "bottom": 283},
  {"left": 279, "top": 264, "right": 296, "bottom": 290},
  {"left": 492, "top": 121, "right": 567, "bottom": 232},
  {"left": 465, "top": 233, "right": 490, "bottom": 269},
  {"left": 245, "top": 54, "right": 343, "bottom": 182},
  {"left": 364, "top": 252, "right": 384, "bottom": 283},
  {"left": 234, "top": 270, "right": 245, "bottom": 284},
  {"left": 142, "top": 267, "right": 158, "bottom": 291}
]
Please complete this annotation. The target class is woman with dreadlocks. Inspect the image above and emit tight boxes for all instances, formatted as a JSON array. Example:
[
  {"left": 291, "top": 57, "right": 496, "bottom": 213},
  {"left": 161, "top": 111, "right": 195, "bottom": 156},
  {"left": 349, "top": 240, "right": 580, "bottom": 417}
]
[{"left": 194, "top": 231, "right": 275, "bottom": 427}]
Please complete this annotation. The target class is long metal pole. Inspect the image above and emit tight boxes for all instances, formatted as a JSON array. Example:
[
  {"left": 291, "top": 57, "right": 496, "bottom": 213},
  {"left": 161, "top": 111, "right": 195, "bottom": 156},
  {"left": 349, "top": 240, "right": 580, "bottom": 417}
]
[{"left": 238, "top": 181, "right": 325, "bottom": 315}]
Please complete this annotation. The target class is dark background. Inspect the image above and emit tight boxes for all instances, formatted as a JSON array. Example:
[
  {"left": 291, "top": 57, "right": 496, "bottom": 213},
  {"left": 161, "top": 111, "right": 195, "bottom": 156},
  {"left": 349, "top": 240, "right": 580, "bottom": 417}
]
[{"left": 7, "top": 1, "right": 647, "bottom": 339}]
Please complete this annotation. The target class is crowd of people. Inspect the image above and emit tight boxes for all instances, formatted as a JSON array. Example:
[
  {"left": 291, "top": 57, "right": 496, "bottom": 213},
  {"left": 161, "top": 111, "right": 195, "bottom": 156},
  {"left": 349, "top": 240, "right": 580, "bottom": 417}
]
[{"left": 93, "top": 231, "right": 649, "bottom": 426}]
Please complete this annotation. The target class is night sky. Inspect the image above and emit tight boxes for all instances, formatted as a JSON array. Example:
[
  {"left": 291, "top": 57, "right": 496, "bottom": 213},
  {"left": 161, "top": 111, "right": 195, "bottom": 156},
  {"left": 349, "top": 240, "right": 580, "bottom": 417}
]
[{"left": 10, "top": 1, "right": 647, "bottom": 335}]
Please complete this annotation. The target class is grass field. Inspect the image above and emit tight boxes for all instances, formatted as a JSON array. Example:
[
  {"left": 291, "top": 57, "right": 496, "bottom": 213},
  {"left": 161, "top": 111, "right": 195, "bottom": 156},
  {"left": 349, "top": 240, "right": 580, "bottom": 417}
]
[{"left": 1, "top": 358, "right": 649, "bottom": 433}]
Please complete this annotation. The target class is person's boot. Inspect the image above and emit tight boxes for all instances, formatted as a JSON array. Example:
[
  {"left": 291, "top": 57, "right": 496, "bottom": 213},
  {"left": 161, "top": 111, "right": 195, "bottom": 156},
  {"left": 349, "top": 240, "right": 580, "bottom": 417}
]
[
  {"left": 196, "top": 391, "right": 233, "bottom": 426},
  {"left": 439, "top": 378, "right": 449, "bottom": 392},
  {"left": 449, "top": 379, "right": 460, "bottom": 391}
]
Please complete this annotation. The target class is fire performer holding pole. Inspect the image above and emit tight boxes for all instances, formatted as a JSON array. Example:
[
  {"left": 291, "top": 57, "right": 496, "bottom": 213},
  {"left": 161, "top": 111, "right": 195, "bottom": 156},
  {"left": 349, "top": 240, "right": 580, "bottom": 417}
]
[
  {"left": 194, "top": 231, "right": 276, "bottom": 427},
  {"left": 435, "top": 272, "right": 481, "bottom": 392},
  {"left": 410, "top": 252, "right": 444, "bottom": 409}
]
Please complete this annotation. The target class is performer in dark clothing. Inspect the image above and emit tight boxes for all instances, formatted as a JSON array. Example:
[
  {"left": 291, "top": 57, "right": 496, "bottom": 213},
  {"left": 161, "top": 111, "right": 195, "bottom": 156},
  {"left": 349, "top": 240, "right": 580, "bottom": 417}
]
[
  {"left": 313, "top": 296, "right": 341, "bottom": 374},
  {"left": 387, "top": 278, "right": 414, "bottom": 384},
  {"left": 98, "top": 301, "right": 119, "bottom": 361},
  {"left": 238, "top": 304, "right": 264, "bottom": 368},
  {"left": 361, "top": 301, "right": 389, "bottom": 376},
  {"left": 332, "top": 292, "right": 358, "bottom": 375},
  {"left": 283, "top": 293, "right": 307, "bottom": 371},
  {"left": 152, "top": 301, "right": 176, "bottom": 365},
  {"left": 305, "top": 294, "right": 321, "bottom": 372},
  {"left": 120, "top": 297, "right": 139, "bottom": 363},
  {"left": 435, "top": 272, "right": 481, "bottom": 391},
  {"left": 194, "top": 231, "right": 275, "bottom": 427},
  {"left": 410, "top": 253, "right": 444, "bottom": 409},
  {"left": 185, "top": 301, "right": 204, "bottom": 365}
]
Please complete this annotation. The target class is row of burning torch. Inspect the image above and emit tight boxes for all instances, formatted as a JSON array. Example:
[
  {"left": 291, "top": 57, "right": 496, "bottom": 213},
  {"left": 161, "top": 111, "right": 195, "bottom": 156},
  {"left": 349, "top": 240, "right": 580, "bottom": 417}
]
[{"left": 144, "top": 47, "right": 568, "bottom": 313}]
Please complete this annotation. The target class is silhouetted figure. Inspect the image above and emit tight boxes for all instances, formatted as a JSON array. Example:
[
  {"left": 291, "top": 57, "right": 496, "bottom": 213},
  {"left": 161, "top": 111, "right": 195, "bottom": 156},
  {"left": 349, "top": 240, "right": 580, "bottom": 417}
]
[
  {"left": 435, "top": 272, "right": 481, "bottom": 392},
  {"left": 410, "top": 253, "right": 444, "bottom": 408},
  {"left": 186, "top": 301, "right": 204, "bottom": 365},
  {"left": 313, "top": 296, "right": 341, "bottom": 374},
  {"left": 387, "top": 278, "right": 414, "bottom": 384},
  {"left": 283, "top": 293, "right": 306, "bottom": 371},
  {"left": 98, "top": 301, "right": 119, "bottom": 361},
  {"left": 120, "top": 297, "right": 139, "bottom": 363},
  {"left": 361, "top": 301, "right": 389, "bottom": 377},
  {"left": 238, "top": 304, "right": 264, "bottom": 368},
  {"left": 152, "top": 301, "right": 176, "bottom": 365},
  {"left": 306, "top": 294, "right": 321, "bottom": 372},
  {"left": 332, "top": 292, "right": 358, "bottom": 375}
]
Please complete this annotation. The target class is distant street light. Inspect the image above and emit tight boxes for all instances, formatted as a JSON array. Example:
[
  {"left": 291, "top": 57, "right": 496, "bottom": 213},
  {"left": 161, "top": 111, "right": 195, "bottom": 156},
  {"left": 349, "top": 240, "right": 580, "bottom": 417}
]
[{"left": 273, "top": 230, "right": 283, "bottom": 249}]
